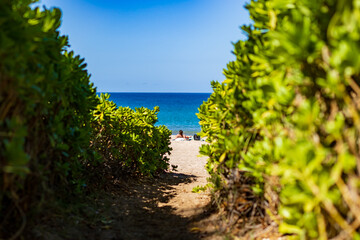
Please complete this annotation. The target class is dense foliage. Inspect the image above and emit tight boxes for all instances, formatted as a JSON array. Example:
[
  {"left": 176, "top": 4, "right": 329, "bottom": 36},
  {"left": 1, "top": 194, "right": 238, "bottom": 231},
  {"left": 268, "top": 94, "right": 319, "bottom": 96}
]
[
  {"left": 198, "top": 0, "right": 360, "bottom": 238},
  {"left": 90, "top": 93, "right": 171, "bottom": 179},
  {"left": 0, "top": 1, "right": 171, "bottom": 238},
  {"left": 0, "top": 1, "right": 98, "bottom": 237}
]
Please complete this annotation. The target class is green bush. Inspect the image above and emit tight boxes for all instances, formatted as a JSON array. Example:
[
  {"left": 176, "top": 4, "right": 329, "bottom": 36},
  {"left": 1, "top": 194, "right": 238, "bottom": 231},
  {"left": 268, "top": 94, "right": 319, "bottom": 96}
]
[
  {"left": 0, "top": 0, "right": 98, "bottom": 238},
  {"left": 198, "top": 0, "right": 360, "bottom": 238},
  {"left": 90, "top": 93, "right": 171, "bottom": 179},
  {"left": 0, "top": 1, "right": 172, "bottom": 238}
]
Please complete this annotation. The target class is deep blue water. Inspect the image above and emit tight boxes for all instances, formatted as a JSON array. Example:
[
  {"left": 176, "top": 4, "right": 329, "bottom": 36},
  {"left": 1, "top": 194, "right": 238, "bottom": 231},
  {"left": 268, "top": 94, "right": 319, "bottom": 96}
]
[{"left": 102, "top": 92, "right": 211, "bottom": 135}]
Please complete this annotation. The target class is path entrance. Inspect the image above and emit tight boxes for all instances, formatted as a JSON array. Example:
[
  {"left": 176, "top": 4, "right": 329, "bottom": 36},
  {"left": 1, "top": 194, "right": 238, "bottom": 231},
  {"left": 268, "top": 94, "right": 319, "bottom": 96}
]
[{"left": 33, "top": 140, "right": 220, "bottom": 240}]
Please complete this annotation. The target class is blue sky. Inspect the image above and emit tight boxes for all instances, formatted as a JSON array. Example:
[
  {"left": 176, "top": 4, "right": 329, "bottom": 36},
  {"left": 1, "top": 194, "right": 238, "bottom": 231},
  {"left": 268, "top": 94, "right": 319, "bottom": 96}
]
[{"left": 36, "top": 0, "right": 251, "bottom": 92}]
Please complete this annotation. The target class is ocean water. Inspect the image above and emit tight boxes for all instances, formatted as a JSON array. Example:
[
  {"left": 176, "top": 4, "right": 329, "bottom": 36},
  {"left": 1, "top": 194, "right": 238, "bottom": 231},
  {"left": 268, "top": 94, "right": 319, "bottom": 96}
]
[{"left": 102, "top": 92, "right": 211, "bottom": 135}]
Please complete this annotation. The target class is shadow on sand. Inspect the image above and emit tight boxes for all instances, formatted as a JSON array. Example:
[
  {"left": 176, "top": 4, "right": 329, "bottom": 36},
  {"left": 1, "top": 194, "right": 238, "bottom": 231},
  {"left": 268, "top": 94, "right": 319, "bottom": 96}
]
[{"left": 33, "top": 172, "right": 216, "bottom": 240}]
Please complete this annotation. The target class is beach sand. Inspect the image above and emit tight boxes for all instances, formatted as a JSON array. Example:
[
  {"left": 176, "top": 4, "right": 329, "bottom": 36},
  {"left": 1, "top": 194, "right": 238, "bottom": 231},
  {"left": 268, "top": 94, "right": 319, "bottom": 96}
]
[
  {"left": 159, "top": 136, "right": 210, "bottom": 217},
  {"left": 154, "top": 135, "right": 221, "bottom": 239}
]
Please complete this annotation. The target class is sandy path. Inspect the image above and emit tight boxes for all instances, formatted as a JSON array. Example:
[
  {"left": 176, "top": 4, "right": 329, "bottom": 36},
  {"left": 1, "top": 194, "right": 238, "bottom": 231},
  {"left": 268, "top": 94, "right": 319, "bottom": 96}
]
[
  {"left": 159, "top": 138, "right": 210, "bottom": 217},
  {"left": 33, "top": 137, "right": 221, "bottom": 240}
]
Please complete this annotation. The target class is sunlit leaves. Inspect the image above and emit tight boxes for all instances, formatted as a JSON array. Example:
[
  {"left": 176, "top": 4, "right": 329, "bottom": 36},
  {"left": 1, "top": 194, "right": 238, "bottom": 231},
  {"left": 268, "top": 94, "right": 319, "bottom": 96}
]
[
  {"left": 199, "top": 0, "right": 360, "bottom": 238},
  {"left": 90, "top": 94, "right": 172, "bottom": 176}
]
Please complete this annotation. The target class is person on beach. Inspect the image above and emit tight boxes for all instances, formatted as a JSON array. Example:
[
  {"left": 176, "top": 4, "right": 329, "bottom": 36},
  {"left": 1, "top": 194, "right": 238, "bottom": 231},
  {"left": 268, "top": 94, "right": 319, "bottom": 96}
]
[{"left": 175, "top": 130, "right": 189, "bottom": 140}]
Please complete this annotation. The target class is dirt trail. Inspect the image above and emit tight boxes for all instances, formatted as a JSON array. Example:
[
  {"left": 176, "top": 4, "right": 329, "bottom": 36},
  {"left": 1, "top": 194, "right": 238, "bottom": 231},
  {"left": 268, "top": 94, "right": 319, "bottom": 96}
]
[{"left": 34, "top": 139, "right": 220, "bottom": 240}]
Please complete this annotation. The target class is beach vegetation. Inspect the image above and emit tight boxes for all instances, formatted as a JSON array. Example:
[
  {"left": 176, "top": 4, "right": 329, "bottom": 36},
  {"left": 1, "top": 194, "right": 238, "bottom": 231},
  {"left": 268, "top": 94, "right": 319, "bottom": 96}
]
[
  {"left": 198, "top": 0, "right": 360, "bottom": 238},
  {"left": 89, "top": 93, "right": 171, "bottom": 181},
  {"left": 0, "top": 1, "right": 171, "bottom": 238}
]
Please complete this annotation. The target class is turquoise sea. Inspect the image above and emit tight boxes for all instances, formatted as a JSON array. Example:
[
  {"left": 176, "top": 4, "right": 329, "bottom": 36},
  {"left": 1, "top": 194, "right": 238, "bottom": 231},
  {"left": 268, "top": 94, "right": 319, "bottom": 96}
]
[{"left": 103, "top": 92, "right": 211, "bottom": 135}]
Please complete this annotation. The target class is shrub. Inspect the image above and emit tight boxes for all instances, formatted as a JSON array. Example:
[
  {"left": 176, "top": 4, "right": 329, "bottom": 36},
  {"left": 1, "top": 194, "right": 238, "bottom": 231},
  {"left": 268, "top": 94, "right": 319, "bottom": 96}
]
[
  {"left": 0, "top": 1, "right": 99, "bottom": 238},
  {"left": 198, "top": 0, "right": 360, "bottom": 238},
  {"left": 90, "top": 93, "right": 172, "bottom": 180},
  {"left": 0, "top": 1, "right": 172, "bottom": 238}
]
